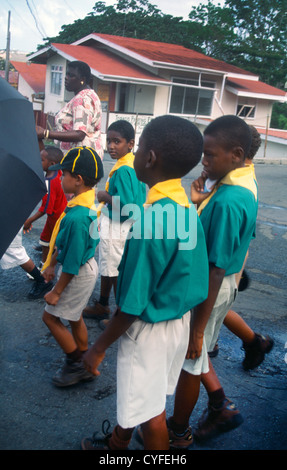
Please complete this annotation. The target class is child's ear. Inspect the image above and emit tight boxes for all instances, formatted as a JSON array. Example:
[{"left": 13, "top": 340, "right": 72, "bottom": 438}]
[
  {"left": 232, "top": 146, "right": 244, "bottom": 164},
  {"left": 146, "top": 149, "right": 157, "bottom": 169},
  {"left": 128, "top": 139, "right": 135, "bottom": 151},
  {"left": 75, "top": 174, "right": 84, "bottom": 185}
]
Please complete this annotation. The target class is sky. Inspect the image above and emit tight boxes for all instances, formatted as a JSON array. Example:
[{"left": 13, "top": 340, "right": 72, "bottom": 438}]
[{"left": 0, "top": 0, "right": 211, "bottom": 54}]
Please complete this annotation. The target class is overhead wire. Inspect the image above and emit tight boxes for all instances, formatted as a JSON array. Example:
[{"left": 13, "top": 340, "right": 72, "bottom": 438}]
[{"left": 25, "top": 0, "right": 47, "bottom": 39}]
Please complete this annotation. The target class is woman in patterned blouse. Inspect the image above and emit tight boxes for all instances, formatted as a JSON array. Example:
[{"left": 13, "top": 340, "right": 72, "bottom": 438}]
[{"left": 37, "top": 61, "right": 103, "bottom": 160}]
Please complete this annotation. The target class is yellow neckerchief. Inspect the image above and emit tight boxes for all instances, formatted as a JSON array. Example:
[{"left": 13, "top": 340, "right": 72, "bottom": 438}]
[
  {"left": 97, "top": 152, "right": 134, "bottom": 217},
  {"left": 197, "top": 165, "right": 258, "bottom": 216},
  {"left": 144, "top": 178, "right": 190, "bottom": 207},
  {"left": 246, "top": 162, "right": 257, "bottom": 181},
  {"left": 41, "top": 189, "right": 97, "bottom": 271}
]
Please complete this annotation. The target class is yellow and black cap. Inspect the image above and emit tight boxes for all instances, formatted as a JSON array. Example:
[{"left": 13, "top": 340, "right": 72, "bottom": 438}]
[{"left": 49, "top": 146, "right": 103, "bottom": 180}]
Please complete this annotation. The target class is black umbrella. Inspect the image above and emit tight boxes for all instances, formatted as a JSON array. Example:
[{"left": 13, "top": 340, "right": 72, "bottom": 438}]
[{"left": 0, "top": 77, "right": 47, "bottom": 258}]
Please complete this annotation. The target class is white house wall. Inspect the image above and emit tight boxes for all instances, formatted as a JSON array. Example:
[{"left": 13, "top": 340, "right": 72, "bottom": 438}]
[
  {"left": 154, "top": 84, "right": 170, "bottom": 115},
  {"left": 44, "top": 56, "right": 67, "bottom": 114},
  {"left": 255, "top": 139, "right": 287, "bottom": 160},
  {"left": 17, "top": 76, "right": 43, "bottom": 111}
]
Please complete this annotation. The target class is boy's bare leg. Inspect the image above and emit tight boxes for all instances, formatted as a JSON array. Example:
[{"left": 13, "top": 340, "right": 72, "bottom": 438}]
[
  {"left": 141, "top": 410, "right": 169, "bottom": 450},
  {"left": 223, "top": 310, "right": 255, "bottom": 343},
  {"left": 41, "top": 245, "right": 49, "bottom": 264},
  {"left": 100, "top": 275, "right": 114, "bottom": 303},
  {"left": 42, "top": 310, "right": 77, "bottom": 353},
  {"left": 70, "top": 316, "right": 89, "bottom": 352},
  {"left": 169, "top": 369, "right": 201, "bottom": 432},
  {"left": 201, "top": 357, "right": 222, "bottom": 393}
]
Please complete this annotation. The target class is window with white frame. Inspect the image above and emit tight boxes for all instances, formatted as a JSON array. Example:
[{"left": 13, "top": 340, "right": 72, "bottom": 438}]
[
  {"left": 236, "top": 103, "right": 256, "bottom": 118},
  {"left": 50, "top": 65, "right": 63, "bottom": 95},
  {"left": 169, "top": 77, "right": 215, "bottom": 116}
]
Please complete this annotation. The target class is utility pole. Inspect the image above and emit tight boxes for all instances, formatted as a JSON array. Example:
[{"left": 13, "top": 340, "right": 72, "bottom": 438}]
[{"left": 5, "top": 10, "right": 11, "bottom": 82}]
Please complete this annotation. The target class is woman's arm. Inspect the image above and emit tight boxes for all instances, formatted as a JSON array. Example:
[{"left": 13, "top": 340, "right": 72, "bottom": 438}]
[{"left": 36, "top": 126, "right": 85, "bottom": 143}]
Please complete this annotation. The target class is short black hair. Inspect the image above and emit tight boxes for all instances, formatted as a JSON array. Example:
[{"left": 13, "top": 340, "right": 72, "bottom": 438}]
[
  {"left": 68, "top": 61, "right": 91, "bottom": 82},
  {"left": 248, "top": 126, "right": 261, "bottom": 160},
  {"left": 204, "top": 115, "right": 252, "bottom": 159},
  {"left": 107, "top": 120, "right": 135, "bottom": 142},
  {"left": 141, "top": 115, "right": 203, "bottom": 178},
  {"left": 45, "top": 146, "right": 63, "bottom": 164},
  {"left": 69, "top": 171, "right": 100, "bottom": 188}
]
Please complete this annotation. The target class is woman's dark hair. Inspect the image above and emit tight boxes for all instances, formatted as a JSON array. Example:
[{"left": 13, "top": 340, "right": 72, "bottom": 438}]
[
  {"left": 68, "top": 61, "right": 91, "bottom": 83},
  {"left": 107, "top": 120, "right": 135, "bottom": 142}
]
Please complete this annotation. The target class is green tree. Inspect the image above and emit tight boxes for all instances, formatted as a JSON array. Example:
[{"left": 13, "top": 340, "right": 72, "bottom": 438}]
[
  {"left": 187, "top": 1, "right": 238, "bottom": 61},
  {"left": 35, "top": 0, "right": 287, "bottom": 129},
  {"left": 225, "top": 0, "right": 287, "bottom": 88}
]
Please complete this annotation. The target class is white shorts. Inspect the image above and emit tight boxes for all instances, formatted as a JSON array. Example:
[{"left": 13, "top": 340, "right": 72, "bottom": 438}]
[
  {"left": 116, "top": 312, "right": 190, "bottom": 429},
  {"left": 182, "top": 274, "right": 237, "bottom": 376},
  {"left": 0, "top": 229, "right": 30, "bottom": 269},
  {"left": 45, "top": 258, "right": 98, "bottom": 322},
  {"left": 98, "top": 214, "right": 132, "bottom": 277}
]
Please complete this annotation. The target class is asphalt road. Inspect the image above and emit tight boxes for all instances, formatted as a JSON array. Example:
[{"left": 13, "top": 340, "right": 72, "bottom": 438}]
[{"left": 0, "top": 159, "right": 286, "bottom": 452}]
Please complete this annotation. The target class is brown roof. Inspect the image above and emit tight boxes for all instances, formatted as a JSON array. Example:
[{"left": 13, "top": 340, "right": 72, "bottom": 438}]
[
  {"left": 92, "top": 33, "right": 256, "bottom": 76},
  {"left": 52, "top": 43, "right": 169, "bottom": 83},
  {"left": 226, "top": 77, "right": 286, "bottom": 98},
  {"left": 10, "top": 61, "right": 46, "bottom": 93}
]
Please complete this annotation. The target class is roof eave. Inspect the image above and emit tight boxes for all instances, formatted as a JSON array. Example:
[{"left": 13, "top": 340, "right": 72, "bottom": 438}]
[
  {"left": 74, "top": 34, "right": 155, "bottom": 68},
  {"left": 27, "top": 46, "right": 51, "bottom": 61},
  {"left": 99, "top": 74, "right": 170, "bottom": 86},
  {"left": 226, "top": 85, "right": 287, "bottom": 102}
]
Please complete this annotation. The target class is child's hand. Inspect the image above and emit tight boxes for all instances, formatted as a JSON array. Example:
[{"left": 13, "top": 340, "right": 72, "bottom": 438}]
[
  {"left": 44, "top": 289, "right": 60, "bottom": 306},
  {"left": 42, "top": 265, "right": 55, "bottom": 282},
  {"left": 191, "top": 184, "right": 208, "bottom": 205},
  {"left": 23, "top": 220, "right": 32, "bottom": 233},
  {"left": 186, "top": 328, "right": 204, "bottom": 360},
  {"left": 83, "top": 347, "right": 105, "bottom": 376},
  {"left": 191, "top": 177, "right": 209, "bottom": 205},
  {"left": 97, "top": 190, "right": 108, "bottom": 203}
]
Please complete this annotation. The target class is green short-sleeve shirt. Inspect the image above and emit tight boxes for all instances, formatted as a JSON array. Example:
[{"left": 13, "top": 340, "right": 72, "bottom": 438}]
[
  {"left": 106, "top": 166, "right": 146, "bottom": 221},
  {"left": 116, "top": 198, "right": 209, "bottom": 323},
  {"left": 55, "top": 205, "right": 99, "bottom": 275},
  {"left": 199, "top": 184, "right": 258, "bottom": 275}
]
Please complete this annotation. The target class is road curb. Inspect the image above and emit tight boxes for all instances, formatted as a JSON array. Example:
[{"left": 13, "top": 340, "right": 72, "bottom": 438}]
[{"left": 254, "top": 158, "right": 287, "bottom": 165}]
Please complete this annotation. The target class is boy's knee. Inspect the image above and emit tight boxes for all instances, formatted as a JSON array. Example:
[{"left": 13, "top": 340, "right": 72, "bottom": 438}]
[
  {"left": 142, "top": 411, "right": 166, "bottom": 434},
  {"left": 42, "top": 310, "right": 54, "bottom": 326}
]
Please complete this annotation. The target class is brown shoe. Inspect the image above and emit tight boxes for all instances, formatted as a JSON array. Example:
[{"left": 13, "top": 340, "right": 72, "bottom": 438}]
[
  {"left": 52, "top": 359, "right": 95, "bottom": 388},
  {"left": 83, "top": 302, "right": 110, "bottom": 320},
  {"left": 208, "top": 342, "right": 219, "bottom": 358},
  {"left": 194, "top": 398, "right": 243, "bottom": 442},
  {"left": 242, "top": 333, "right": 274, "bottom": 370}
]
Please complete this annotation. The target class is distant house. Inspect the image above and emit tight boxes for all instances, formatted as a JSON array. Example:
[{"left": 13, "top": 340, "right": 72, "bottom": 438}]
[
  {"left": 10, "top": 61, "right": 46, "bottom": 111},
  {"left": 28, "top": 33, "right": 287, "bottom": 158},
  {"left": 0, "top": 70, "right": 18, "bottom": 88}
]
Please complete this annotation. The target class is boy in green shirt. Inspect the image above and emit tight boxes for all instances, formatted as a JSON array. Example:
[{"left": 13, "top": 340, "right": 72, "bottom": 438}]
[
  {"left": 167, "top": 115, "right": 259, "bottom": 447},
  {"left": 81, "top": 115, "right": 209, "bottom": 450},
  {"left": 83, "top": 120, "right": 146, "bottom": 321},
  {"left": 41, "top": 146, "right": 103, "bottom": 387}
]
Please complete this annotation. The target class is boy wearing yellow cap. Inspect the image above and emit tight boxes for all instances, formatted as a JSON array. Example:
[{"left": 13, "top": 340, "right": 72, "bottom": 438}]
[
  {"left": 41, "top": 146, "right": 103, "bottom": 387},
  {"left": 81, "top": 115, "right": 209, "bottom": 450}
]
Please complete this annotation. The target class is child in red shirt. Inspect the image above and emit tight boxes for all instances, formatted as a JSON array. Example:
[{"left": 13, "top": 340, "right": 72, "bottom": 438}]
[{"left": 24, "top": 146, "right": 67, "bottom": 265}]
